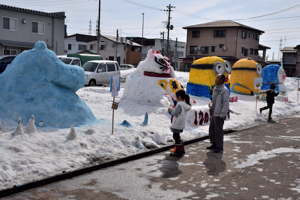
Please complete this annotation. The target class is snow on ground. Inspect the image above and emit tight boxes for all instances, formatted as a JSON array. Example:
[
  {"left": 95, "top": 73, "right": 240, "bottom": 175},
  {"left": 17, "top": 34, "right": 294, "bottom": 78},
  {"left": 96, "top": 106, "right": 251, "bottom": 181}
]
[{"left": 0, "top": 71, "right": 300, "bottom": 190}]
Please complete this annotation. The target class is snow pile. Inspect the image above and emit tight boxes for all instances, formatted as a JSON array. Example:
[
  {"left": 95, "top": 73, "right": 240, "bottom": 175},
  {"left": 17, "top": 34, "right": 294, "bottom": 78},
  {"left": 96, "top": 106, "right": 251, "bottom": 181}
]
[
  {"left": 0, "top": 41, "right": 96, "bottom": 128},
  {"left": 0, "top": 70, "right": 300, "bottom": 190}
]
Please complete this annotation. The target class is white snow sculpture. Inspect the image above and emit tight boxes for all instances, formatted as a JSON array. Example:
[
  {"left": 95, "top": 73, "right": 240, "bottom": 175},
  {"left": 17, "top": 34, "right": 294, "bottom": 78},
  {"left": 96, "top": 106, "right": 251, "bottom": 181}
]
[{"left": 67, "top": 125, "right": 77, "bottom": 140}]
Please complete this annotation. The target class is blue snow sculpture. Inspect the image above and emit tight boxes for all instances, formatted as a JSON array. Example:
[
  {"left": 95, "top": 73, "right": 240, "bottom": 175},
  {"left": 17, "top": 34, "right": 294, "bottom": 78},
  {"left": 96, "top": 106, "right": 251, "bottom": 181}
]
[
  {"left": 142, "top": 112, "right": 148, "bottom": 126},
  {"left": 261, "top": 64, "right": 287, "bottom": 94},
  {"left": 0, "top": 41, "right": 96, "bottom": 127},
  {"left": 120, "top": 120, "right": 132, "bottom": 127}
]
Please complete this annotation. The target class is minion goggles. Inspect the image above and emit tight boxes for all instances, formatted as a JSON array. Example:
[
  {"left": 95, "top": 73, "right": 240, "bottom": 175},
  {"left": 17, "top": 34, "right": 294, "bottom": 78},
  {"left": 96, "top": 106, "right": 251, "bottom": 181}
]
[{"left": 191, "top": 61, "right": 232, "bottom": 74}]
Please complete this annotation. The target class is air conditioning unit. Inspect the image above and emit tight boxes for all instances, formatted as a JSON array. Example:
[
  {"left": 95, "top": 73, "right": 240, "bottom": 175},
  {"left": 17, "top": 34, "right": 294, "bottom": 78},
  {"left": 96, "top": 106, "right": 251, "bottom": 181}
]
[{"left": 222, "top": 46, "right": 227, "bottom": 51}]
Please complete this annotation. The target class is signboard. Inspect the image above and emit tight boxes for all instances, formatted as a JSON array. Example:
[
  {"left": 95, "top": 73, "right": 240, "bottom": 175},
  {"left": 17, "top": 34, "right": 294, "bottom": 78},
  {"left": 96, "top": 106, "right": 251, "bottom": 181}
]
[
  {"left": 254, "top": 78, "right": 263, "bottom": 90},
  {"left": 110, "top": 76, "right": 121, "bottom": 97}
]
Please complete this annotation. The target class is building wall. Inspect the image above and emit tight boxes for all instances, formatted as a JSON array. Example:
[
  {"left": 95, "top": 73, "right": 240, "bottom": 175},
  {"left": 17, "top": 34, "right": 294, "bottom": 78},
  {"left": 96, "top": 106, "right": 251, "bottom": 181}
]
[
  {"left": 0, "top": 8, "right": 65, "bottom": 55},
  {"left": 296, "top": 49, "right": 300, "bottom": 76},
  {"left": 186, "top": 27, "right": 261, "bottom": 61}
]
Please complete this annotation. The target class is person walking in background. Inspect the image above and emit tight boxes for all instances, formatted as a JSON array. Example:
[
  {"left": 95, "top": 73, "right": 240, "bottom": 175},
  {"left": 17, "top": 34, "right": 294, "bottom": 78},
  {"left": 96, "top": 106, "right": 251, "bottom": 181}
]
[
  {"left": 168, "top": 90, "right": 191, "bottom": 157},
  {"left": 260, "top": 83, "right": 279, "bottom": 122},
  {"left": 207, "top": 74, "right": 229, "bottom": 153}
]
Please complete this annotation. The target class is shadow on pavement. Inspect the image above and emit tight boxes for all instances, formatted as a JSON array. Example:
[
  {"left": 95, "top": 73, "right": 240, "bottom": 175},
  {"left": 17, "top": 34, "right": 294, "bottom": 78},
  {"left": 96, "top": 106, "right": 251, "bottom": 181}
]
[
  {"left": 157, "top": 155, "right": 183, "bottom": 178},
  {"left": 203, "top": 151, "right": 226, "bottom": 176}
]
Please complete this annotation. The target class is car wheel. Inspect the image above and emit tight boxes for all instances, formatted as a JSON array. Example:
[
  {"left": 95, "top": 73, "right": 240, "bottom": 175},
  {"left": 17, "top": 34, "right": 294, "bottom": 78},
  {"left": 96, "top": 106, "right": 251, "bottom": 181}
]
[{"left": 89, "top": 80, "right": 96, "bottom": 86}]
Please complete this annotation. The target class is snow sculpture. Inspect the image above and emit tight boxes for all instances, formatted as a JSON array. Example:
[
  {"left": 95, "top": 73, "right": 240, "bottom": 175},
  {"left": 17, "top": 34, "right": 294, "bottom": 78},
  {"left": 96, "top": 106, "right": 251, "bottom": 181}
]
[
  {"left": 122, "top": 49, "right": 185, "bottom": 105},
  {"left": 230, "top": 57, "right": 262, "bottom": 95},
  {"left": 261, "top": 64, "right": 287, "bottom": 95},
  {"left": 186, "top": 56, "right": 231, "bottom": 98},
  {"left": 0, "top": 41, "right": 96, "bottom": 127},
  {"left": 67, "top": 125, "right": 77, "bottom": 140}
]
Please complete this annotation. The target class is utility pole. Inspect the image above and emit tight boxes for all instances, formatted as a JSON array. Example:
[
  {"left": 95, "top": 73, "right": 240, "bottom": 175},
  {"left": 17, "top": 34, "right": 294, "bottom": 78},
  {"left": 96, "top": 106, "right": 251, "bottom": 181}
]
[
  {"left": 115, "top": 29, "right": 119, "bottom": 61},
  {"left": 175, "top": 37, "right": 178, "bottom": 71},
  {"left": 160, "top": 32, "right": 165, "bottom": 56},
  {"left": 164, "top": 4, "right": 175, "bottom": 58},
  {"left": 97, "top": 0, "right": 101, "bottom": 55},
  {"left": 89, "top": 20, "right": 92, "bottom": 35},
  {"left": 141, "top": 13, "right": 144, "bottom": 61}
]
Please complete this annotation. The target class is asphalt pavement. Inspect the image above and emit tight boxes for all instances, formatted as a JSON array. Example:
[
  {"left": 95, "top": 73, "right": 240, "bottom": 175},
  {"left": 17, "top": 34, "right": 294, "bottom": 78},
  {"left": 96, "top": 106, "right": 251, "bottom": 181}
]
[{"left": 3, "top": 117, "right": 300, "bottom": 200}]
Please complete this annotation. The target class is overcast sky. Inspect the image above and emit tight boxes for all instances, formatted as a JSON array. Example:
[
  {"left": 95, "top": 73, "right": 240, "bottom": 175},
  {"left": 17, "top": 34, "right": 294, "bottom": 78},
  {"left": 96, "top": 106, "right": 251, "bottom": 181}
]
[{"left": 1, "top": 0, "right": 300, "bottom": 60}]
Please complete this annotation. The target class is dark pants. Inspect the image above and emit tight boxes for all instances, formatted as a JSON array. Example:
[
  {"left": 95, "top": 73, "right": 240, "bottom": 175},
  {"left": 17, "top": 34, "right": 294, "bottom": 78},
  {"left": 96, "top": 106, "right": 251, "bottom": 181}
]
[
  {"left": 260, "top": 103, "right": 273, "bottom": 119},
  {"left": 209, "top": 116, "right": 224, "bottom": 149},
  {"left": 172, "top": 129, "right": 183, "bottom": 144}
]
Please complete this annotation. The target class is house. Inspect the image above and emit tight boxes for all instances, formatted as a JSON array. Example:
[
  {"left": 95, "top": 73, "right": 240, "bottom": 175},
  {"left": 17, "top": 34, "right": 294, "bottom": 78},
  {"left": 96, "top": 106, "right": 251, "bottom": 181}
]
[
  {"left": 182, "top": 20, "right": 270, "bottom": 71},
  {"left": 65, "top": 34, "right": 142, "bottom": 66},
  {"left": 294, "top": 45, "right": 300, "bottom": 76},
  {"left": 127, "top": 37, "right": 186, "bottom": 70},
  {"left": 0, "top": 4, "right": 65, "bottom": 56},
  {"left": 281, "top": 47, "right": 297, "bottom": 77}
]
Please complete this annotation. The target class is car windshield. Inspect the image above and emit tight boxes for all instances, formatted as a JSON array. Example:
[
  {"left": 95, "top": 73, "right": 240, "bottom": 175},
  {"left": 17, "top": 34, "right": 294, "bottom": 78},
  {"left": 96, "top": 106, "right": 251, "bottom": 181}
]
[
  {"left": 60, "top": 58, "right": 72, "bottom": 64},
  {"left": 83, "top": 62, "right": 98, "bottom": 72}
]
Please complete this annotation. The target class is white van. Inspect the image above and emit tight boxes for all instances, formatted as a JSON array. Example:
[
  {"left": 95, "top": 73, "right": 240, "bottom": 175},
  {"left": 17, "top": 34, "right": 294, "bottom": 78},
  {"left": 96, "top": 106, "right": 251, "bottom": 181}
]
[
  {"left": 58, "top": 56, "right": 81, "bottom": 66},
  {"left": 83, "top": 60, "right": 120, "bottom": 86}
]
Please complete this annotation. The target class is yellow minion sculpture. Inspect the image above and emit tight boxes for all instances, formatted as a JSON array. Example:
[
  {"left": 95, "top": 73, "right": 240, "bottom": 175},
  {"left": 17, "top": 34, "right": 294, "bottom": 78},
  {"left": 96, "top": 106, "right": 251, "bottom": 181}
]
[
  {"left": 230, "top": 57, "right": 262, "bottom": 95},
  {"left": 186, "top": 56, "right": 231, "bottom": 98}
]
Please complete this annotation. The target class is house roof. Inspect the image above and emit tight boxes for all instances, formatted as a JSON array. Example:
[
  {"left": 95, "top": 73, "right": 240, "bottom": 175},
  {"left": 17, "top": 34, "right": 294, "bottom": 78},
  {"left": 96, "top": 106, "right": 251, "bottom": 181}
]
[
  {"left": 0, "top": 39, "right": 51, "bottom": 48},
  {"left": 183, "top": 20, "right": 264, "bottom": 33},
  {"left": 281, "top": 47, "right": 297, "bottom": 53},
  {"left": 65, "top": 34, "right": 97, "bottom": 43},
  {"left": 294, "top": 44, "right": 300, "bottom": 49},
  {"left": 101, "top": 35, "right": 141, "bottom": 46},
  {"left": 259, "top": 44, "right": 271, "bottom": 49},
  {"left": 0, "top": 4, "right": 65, "bottom": 19}
]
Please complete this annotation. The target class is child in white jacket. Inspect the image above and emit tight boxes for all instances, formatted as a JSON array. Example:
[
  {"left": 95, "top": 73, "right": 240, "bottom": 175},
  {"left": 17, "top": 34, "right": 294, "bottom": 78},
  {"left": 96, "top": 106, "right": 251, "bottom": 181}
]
[{"left": 168, "top": 90, "right": 191, "bottom": 157}]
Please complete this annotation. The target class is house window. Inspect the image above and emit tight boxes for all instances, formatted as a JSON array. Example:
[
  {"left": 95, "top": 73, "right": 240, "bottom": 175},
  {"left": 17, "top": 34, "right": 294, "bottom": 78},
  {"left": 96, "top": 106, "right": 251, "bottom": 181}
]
[
  {"left": 244, "top": 49, "right": 248, "bottom": 56},
  {"left": 249, "top": 33, "right": 251, "bottom": 38},
  {"left": 250, "top": 48, "right": 253, "bottom": 55},
  {"left": 192, "top": 30, "right": 200, "bottom": 38},
  {"left": 90, "top": 44, "right": 94, "bottom": 50},
  {"left": 190, "top": 46, "right": 198, "bottom": 54},
  {"left": 201, "top": 46, "right": 209, "bottom": 53},
  {"left": 241, "top": 47, "right": 244, "bottom": 53},
  {"left": 68, "top": 44, "right": 72, "bottom": 50},
  {"left": 3, "top": 49, "right": 18, "bottom": 55},
  {"left": 211, "top": 46, "right": 215, "bottom": 52},
  {"left": 255, "top": 34, "right": 259, "bottom": 41},
  {"left": 78, "top": 44, "right": 86, "bottom": 51},
  {"left": 101, "top": 45, "right": 106, "bottom": 50},
  {"left": 219, "top": 44, "right": 224, "bottom": 48},
  {"left": 214, "top": 30, "right": 226, "bottom": 37},
  {"left": 242, "top": 31, "right": 247, "bottom": 38},
  {"left": 32, "top": 22, "right": 45, "bottom": 34},
  {"left": 254, "top": 49, "right": 258, "bottom": 55},
  {"left": 3, "top": 17, "right": 17, "bottom": 31}
]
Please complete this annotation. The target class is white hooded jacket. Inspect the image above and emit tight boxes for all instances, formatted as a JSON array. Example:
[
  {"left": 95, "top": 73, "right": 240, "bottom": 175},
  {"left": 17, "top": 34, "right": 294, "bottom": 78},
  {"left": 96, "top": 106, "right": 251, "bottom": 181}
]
[{"left": 170, "top": 101, "right": 191, "bottom": 130}]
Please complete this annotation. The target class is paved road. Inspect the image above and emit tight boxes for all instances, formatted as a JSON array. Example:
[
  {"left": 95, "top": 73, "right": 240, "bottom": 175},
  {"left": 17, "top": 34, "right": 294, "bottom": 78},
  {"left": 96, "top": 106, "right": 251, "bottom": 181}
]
[{"left": 4, "top": 117, "right": 300, "bottom": 200}]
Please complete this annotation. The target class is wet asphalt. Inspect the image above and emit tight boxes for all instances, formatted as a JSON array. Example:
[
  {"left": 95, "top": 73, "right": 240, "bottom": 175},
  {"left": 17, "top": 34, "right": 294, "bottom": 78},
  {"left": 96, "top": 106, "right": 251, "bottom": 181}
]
[{"left": 3, "top": 117, "right": 300, "bottom": 200}]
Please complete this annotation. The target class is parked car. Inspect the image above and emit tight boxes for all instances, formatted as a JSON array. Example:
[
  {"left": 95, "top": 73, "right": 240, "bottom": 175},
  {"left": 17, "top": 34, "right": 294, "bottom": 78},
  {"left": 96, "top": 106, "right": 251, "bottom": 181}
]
[
  {"left": 0, "top": 55, "right": 17, "bottom": 74},
  {"left": 83, "top": 60, "right": 120, "bottom": 86},
  {"left": 120, "top": 64, "right": 135, "bottom": 70},
  {"left": 67, "top": 54, "right": 103, "bottom": 66},
  {"left": 59, "top": 57, "right": 81, "bottom": 66}
]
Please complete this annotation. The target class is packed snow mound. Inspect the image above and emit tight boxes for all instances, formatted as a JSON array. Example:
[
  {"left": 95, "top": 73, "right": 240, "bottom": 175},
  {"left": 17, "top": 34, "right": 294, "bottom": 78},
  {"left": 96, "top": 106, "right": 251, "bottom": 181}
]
[{"left": 0, "top": 41, "right": 96, "bottom": 127}]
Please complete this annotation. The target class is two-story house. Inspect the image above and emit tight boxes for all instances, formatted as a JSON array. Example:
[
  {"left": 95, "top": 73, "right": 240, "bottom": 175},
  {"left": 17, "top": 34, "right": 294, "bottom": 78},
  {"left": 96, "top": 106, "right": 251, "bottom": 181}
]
[
  {"left": 0, "top": 4, "right": 65, "bottom": 56},
  {"left": 281, "top": 47, "right": 297, "bottom": 77},
  {"left": 294, "top": 45, "right": 300, "bottom": 76},
  {"left": 127, "top": 37, "right": 186, "bottom": 70},
  {"left": 65, "top": 34, "right": 142, "bottom": 66},
  {"left": 182, "top": 20, "right": 270, "bottom": 71}
]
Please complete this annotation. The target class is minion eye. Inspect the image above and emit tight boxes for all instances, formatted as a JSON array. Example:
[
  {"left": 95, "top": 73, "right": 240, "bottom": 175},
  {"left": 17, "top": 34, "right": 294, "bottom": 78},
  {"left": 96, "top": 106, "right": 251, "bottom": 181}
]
[
  {"left": 256, "top": 64, "right": 262, "bottom": 77},
  {"left": 159, "top": 59, "right": 165, "bottom": 63},
  {"left": 213, "top": 62, "right": 225, "bottom": 74},
  {"left": 223, "top": 61, "right": 232, "bottom": 73}
]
